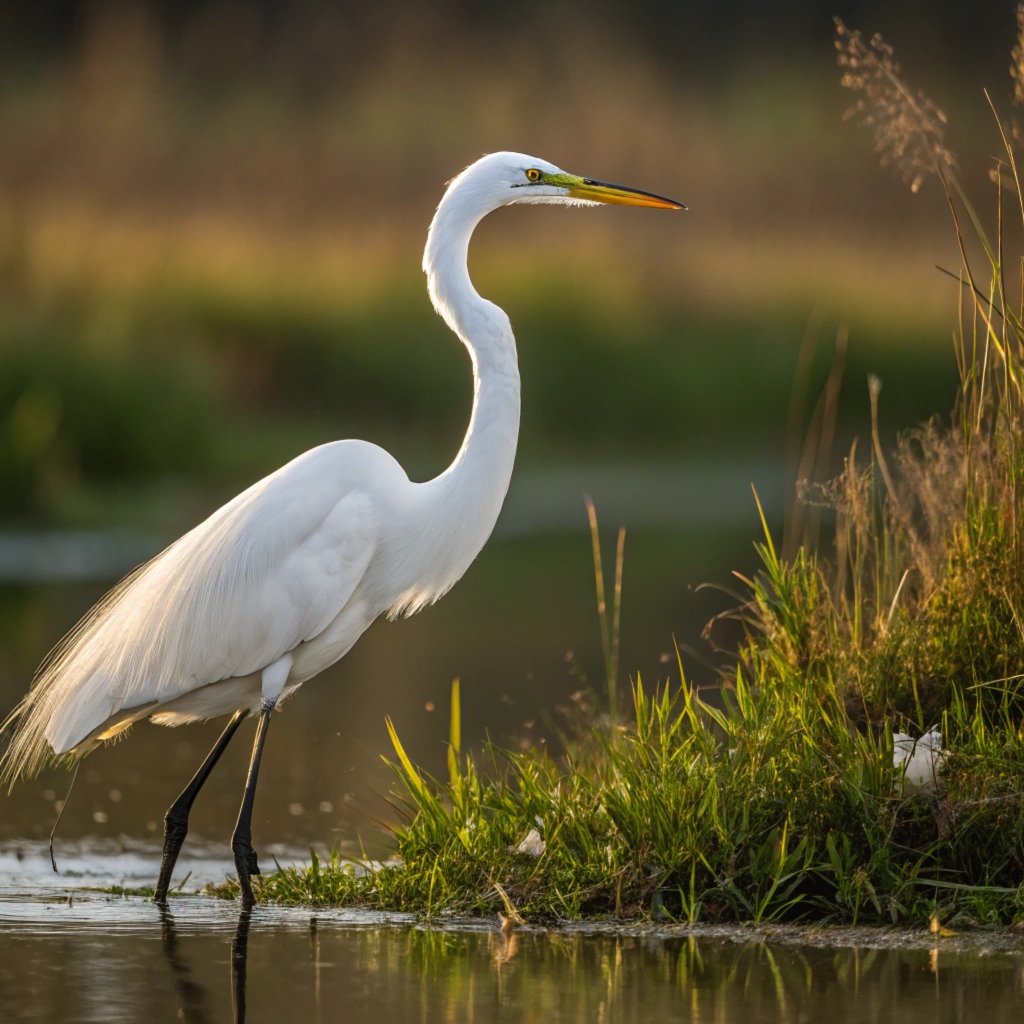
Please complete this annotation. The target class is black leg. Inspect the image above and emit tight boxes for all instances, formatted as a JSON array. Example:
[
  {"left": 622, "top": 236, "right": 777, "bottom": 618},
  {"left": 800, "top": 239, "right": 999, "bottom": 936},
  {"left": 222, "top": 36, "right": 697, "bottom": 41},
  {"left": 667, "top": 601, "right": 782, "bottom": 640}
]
[
  {"left": 154, "top": 709, "right": 248, "bottom": 904},
  {"left": 231, "top": 704, "right": 273, "bottom": 910}
]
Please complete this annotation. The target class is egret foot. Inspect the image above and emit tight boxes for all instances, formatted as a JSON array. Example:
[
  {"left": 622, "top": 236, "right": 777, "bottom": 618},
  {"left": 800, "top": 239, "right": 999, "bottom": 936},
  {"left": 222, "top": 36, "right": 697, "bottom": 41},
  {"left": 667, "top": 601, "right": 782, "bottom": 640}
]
[
  {"left": 154, "top": 812, "right": 189, "bottom": 904},
  {"left": 232, "top": 840, "right": 261, "bottom": 909},
  {"left": 232, "top": 836, "right": 261, "bottom": 882}
]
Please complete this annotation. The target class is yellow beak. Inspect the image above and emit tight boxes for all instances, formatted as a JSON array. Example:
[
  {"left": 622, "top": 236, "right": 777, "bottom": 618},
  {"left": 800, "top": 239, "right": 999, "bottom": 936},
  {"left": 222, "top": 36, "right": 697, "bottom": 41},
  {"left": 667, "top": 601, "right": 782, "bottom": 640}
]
[{"left": 566, "top": 177, "right": 686, "bottom": 210}]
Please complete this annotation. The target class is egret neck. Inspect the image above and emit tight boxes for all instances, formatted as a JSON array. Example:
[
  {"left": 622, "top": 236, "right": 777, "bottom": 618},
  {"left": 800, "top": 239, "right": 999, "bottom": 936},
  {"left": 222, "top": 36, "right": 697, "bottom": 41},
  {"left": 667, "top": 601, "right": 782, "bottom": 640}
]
[{"left": 418, "top": 178, "right": 522, "bottom": 591}]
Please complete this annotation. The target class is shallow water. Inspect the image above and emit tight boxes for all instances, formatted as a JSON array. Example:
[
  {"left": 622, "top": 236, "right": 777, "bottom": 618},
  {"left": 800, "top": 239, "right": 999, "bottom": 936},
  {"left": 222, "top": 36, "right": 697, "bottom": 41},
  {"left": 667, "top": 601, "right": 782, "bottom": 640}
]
[{"left": 2, "top": 846, "right": 1024, "bottom": 1023}]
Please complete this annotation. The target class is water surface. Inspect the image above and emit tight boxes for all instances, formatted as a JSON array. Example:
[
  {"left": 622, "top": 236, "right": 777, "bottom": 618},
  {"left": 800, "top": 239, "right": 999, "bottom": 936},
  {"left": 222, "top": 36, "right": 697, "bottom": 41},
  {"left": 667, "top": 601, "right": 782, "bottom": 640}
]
[{"left": 2, "top": 847, "right": 1023, "bottom": 1023}]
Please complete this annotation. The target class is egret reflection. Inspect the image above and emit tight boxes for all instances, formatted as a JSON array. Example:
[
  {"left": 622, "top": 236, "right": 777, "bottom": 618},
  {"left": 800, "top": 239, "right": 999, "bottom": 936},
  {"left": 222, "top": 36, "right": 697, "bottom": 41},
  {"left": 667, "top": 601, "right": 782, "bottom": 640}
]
[
  {"left": 230, "top": 911, "right": 250, "bottom": 1024},
  {"left": 157, "top": 906, "right": 213, "bottom": 1024}
]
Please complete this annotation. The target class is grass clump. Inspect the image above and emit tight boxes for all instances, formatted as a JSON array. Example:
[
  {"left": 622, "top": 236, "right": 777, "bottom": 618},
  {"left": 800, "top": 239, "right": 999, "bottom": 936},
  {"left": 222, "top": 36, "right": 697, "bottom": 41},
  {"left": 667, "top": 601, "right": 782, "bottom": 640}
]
[
  {"left": 214, "top": 673, "right": 1024, "bottom": 925},
  {"left": 89, "top": 885, "right": 155, "bottom": 899},
  {"left": 211, "top": 18, "right": 1024, "bottom": 927}
]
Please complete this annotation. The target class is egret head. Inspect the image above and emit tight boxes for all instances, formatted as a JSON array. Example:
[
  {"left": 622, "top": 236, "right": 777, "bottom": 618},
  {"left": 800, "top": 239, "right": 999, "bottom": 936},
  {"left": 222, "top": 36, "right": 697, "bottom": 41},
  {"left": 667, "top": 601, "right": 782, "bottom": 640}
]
[
  {"left": 505, "top": 152, "right": 684, "bottom": 210},
  {"left": 443, "top": 151, "right": 685, "bottom": 216}
]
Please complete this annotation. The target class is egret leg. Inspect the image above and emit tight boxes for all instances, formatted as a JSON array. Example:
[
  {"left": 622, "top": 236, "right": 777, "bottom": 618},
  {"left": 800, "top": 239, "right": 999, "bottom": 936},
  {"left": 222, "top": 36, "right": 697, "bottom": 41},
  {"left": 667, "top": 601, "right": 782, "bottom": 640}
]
[
  {"left": 155, "top": 709, "right": 248, "bottom": 904},
  {"left": 231, "top": 703, "right": 274, "bottom": 910}
]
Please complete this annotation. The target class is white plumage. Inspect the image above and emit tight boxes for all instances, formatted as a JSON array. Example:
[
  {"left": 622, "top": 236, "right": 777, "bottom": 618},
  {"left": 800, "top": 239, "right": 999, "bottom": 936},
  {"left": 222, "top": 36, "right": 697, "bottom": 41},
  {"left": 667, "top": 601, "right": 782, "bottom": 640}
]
[{"left": 0, "top": 151, "right": 681, "bottom": 902}]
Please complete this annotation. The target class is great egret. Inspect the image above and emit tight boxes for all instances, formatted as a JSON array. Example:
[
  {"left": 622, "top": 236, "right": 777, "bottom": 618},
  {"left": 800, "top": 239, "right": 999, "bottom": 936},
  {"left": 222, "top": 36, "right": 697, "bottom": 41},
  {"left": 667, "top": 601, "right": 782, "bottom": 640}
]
[{"left": 1, "top": 152, "right": 683, "bottom": 907}]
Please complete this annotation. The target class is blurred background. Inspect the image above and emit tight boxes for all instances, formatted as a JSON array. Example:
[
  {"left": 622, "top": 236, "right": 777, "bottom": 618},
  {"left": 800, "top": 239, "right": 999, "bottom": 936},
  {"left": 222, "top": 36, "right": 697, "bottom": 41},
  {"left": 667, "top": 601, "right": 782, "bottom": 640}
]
[{"left": 0, "top": 1, "right": 1013, "bottom": 853}]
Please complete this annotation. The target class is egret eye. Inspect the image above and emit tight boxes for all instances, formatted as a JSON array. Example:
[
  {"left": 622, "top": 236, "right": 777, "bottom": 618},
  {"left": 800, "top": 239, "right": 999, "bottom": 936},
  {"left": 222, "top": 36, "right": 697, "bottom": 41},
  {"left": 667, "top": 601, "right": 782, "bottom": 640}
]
[{"left": 525, "top": 168, "right": 542, "bottom": 183}]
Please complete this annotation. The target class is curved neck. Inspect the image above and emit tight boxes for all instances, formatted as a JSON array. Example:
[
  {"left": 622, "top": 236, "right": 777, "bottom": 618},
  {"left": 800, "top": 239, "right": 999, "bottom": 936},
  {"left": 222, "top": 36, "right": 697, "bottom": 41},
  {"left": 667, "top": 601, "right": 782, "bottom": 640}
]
[{"left": 421, "top": 187, "right": 521, "bottom": 545}]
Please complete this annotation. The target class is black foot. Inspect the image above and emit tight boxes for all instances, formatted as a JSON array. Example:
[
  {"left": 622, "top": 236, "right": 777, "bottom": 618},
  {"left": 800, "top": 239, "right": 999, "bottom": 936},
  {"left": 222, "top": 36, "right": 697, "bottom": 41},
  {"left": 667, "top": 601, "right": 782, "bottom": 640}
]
[
  {"left": 233, "top": 840, "right": 261, "bottom": 909},
  {"left": 154, "top": 812, "right": 190, "bottom": 904},
  {"left": 233, "top": 842, "right": 260, "bottom": 877}
]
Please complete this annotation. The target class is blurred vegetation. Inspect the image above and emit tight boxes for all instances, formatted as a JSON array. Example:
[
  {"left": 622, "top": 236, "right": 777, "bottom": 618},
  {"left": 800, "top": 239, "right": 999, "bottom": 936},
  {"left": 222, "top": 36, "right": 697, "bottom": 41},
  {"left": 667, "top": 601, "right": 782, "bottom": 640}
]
[{"left": 0, "top": 0, "right": 995, "bottom": 529}]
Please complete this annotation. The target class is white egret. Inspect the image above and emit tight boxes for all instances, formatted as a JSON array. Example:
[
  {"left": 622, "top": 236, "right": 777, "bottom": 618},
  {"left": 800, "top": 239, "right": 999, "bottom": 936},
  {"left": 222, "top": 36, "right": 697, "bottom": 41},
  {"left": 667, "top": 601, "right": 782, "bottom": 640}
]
[{"left": 0, "top": 152, "right": 683, "bottom": 907}]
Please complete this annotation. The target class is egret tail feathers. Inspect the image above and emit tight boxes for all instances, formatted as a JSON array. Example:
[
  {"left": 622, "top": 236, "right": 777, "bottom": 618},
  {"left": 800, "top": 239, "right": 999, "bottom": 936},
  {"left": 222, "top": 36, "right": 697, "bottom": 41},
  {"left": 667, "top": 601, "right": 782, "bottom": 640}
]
[
  {"left": 0, "top": 560, "right": 152, "bottom": 791},
  {"left": 0, "top": 696, "right": 75, "bottom": 791}
]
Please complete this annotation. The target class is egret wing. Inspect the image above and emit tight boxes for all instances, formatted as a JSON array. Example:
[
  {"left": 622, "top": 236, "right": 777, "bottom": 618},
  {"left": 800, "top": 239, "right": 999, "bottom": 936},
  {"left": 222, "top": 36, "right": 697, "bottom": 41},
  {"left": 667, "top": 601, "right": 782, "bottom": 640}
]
[{"left": 1, "top": 442, "right": 391, "bottom": 779}]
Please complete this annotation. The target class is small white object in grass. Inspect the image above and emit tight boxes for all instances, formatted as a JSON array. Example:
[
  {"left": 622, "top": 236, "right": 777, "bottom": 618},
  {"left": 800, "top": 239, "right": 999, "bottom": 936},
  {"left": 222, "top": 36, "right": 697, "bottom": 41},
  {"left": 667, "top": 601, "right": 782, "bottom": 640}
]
[
  {"left": 92, "top": 810, "right": 108, "bottom": 824},
  {"left": 288, "top": 802, "right": 304, "bottom": 816},
  {"left": 318, "top": 800, "right": 333, "bottom": 813},
  {"left": 893, "top": 729, "right": 946, "bottom": 794},
  {"left": 513, "top": 827, "right": 546, "bottom": 857}
]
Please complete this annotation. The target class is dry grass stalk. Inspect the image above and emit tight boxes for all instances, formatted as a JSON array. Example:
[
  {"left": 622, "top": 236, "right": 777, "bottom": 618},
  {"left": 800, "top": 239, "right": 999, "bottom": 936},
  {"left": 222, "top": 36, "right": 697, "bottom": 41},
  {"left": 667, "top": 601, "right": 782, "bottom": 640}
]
[
  {"left": 834, "top": 17, "right": 956, "bottom": 193},
  {"left": 1012, "top": 3, "right": 1024, "bottom": 107}
]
